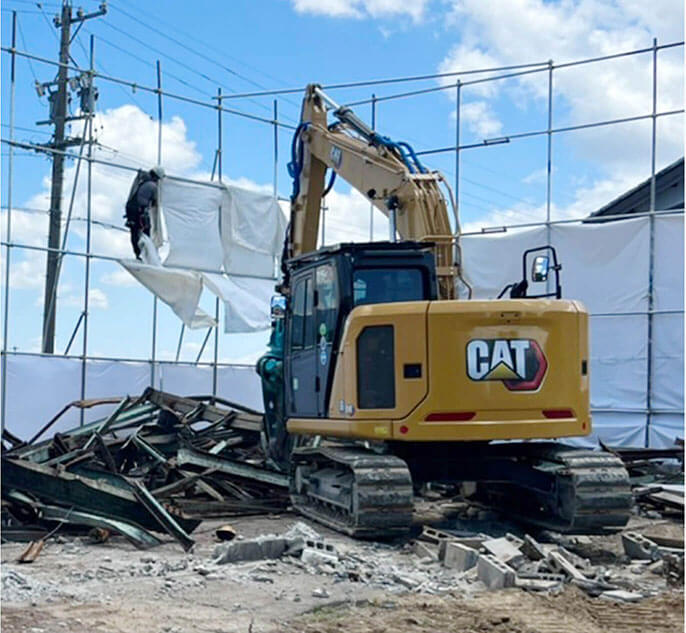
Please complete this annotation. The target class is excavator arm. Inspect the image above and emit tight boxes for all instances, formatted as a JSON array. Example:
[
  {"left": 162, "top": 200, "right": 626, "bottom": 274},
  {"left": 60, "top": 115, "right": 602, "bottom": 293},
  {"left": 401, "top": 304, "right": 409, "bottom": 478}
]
[{"left": 286, "top": 84, "right": 462, "bottom": 299}]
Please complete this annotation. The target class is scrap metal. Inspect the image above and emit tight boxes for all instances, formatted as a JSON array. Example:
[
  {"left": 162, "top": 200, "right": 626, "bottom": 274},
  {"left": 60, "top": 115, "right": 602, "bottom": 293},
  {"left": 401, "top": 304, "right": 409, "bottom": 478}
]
[{"left": 1, "top": 388, "right": 289, "bottom": 550}]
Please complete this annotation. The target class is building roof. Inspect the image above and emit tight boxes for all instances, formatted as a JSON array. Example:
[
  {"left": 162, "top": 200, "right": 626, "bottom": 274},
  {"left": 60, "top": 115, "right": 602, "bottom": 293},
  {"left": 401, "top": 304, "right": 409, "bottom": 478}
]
[{"left": 589, "top": 157, "right": 684, "bottom": 218}]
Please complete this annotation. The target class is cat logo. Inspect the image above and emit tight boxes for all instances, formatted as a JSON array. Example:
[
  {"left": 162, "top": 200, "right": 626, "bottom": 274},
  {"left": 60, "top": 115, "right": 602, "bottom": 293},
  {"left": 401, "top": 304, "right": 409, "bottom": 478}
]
[{"left": 466, "top": 339, "right": 547, "bottom": 391}]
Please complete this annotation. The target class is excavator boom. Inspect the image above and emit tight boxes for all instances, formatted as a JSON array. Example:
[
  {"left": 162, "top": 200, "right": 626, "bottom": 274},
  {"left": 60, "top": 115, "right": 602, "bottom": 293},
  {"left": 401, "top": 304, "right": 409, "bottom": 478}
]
[{"left": 287, "top": 84, "right": 460, "bottom": 299}]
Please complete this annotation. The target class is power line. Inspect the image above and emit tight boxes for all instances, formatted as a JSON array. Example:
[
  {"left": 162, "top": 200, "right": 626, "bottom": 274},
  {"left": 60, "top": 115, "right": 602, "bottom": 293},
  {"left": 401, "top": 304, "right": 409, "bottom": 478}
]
[
  {"left": 97, "top": 20, "right": 215, "bottom": 97},
  {"left": 111, "top": 0, "right": 303, "bottom": 109},
  {"left": 81, "top": 27, "right": 209, "bottom": 100},
  {"left": 15, "top": 15, "right": 40, "bottom": 83},
  {"left": 3, "top": 46, "right": 298, "bottom": 129},
  {"left": 109, "top": 3, "right": 271, "bottom": 93},
  {"left": 1, "top": 122, "right": 52, "bottom": 136},
  {"left": 94, "top": 11, "right": 299, "bottom": 122}
]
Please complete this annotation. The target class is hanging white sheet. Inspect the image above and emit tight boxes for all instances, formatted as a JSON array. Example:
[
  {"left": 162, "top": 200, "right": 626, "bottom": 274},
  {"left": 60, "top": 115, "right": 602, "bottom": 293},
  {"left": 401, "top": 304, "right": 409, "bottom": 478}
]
[
  {"left": 122, "top": 176, "right": 284, "bottom": 332},
  {"left": 459, "top": 226, "right": 548, "bottom": 299},
  {"left": 460, "top": 214, "right": 684, "bottom": 448},
  {"left": 550, "top": 217, "right": 650, "bottom": 314},
  {"left": 120, "top": 260, "right": 216, "bottom": 328},
  {"left": 159, "top": 179, "right": 225, "bottom": 271},
  {"left": 3, "top": 355, "right": 265, "bottom": 440},
  {"left": 202, "top": 273, "right": 274, "bottom": 332}
]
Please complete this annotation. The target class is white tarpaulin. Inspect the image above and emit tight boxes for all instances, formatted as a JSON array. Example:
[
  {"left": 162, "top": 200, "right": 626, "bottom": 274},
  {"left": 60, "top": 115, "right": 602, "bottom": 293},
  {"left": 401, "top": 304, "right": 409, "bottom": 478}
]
[
  {"left": 202, "top": 273, "right": 274, "bottom": 332},
  {"left": 3, "top": 354, "right": 262, "bottom": 440},
  {"left": 160, "top": 180, "right": 225, "bottom": 271},
  {"left": 121, "top": 175, "right": 286, "bottom": 332},
  {"left": 120, "top": 260, "right": 216, "bottom": 328},
  {"left": 460, "top": 214, "right": 684, "bottom": 448}
]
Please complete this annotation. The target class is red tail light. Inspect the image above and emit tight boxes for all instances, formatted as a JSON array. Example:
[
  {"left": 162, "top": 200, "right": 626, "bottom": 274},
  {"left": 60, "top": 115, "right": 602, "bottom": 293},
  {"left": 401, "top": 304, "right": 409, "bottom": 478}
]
[
  {"left": 425, "top": 412, "right": 476, "bottom": 422},
  {"left": 543, "top": 409, "right": 574, "bottom": 419}
]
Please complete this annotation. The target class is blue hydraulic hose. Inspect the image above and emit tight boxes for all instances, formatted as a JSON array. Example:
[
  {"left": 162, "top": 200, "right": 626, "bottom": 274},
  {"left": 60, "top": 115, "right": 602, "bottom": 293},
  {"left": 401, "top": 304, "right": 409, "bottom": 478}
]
[
  {"left": 323, "top": 169, "right": 336, "bottom": 196},
  {"left": 397, "top": 141, "right": 427, "bottom": 174},
  {"left": 288, "top": 122, "right": 310, "bottom": 200}
]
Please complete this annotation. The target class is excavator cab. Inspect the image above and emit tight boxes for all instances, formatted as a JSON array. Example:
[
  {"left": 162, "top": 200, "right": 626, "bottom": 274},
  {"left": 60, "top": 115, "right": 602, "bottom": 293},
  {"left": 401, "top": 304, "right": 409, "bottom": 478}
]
[{"left": 257, "top": 241, "right": 436, "bottom": 467}]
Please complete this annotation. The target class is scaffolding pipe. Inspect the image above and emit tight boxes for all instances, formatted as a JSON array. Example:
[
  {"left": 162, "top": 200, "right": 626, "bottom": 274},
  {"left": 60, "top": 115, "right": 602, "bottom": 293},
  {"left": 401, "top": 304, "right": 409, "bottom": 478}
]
[
  {"left": 645, "top": 38, "right": 659, "bottom": 447},
  {"left": 454, "top": 80, "right": 461, "bottom": 225},
  {"left": 214, "top": 87, "right": 222, "bottom": 398},
  {"left": 151, "top": 59, "right": 162, "bottom": 388},
  {"left": 370, "top": 94, "right": 376, "bottom": 240},
  {"left": 80, "top": 34, "right": 95, "bottom": 425},
  {"left": 1, "top": 12, "right": 17, "bottom": 435}
]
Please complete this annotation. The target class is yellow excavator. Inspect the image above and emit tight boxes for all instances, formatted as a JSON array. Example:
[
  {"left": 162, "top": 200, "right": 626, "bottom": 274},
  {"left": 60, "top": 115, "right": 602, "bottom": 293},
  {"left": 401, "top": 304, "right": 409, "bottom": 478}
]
[{"left": 257, "top": 84, "right": 631, "bottom": 537}]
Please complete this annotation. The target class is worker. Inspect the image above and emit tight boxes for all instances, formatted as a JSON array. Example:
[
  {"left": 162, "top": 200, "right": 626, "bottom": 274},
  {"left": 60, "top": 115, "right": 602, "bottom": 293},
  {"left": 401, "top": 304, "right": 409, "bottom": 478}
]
[{"left": 124, "top": 166, "right": 164, "bottom": 260}]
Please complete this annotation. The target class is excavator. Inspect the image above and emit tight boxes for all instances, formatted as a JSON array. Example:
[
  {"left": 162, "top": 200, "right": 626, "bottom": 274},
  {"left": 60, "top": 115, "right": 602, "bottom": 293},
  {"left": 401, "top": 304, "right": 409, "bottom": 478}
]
[{"left": 257, "top": 84, "right": 632, "bottom": 538}]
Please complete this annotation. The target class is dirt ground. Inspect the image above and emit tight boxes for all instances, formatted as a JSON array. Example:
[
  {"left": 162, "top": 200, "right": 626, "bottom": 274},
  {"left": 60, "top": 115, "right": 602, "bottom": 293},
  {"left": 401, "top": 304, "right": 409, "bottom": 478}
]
[{"left": 1, "top": 509, "right": 683, "bottom": 633}]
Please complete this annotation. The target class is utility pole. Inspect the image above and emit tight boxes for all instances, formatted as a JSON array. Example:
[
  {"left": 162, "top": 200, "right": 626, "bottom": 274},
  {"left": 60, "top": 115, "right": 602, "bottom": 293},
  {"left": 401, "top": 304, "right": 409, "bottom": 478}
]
[{"left": 39, "top": 1, "right": 106, "bottom": 353}]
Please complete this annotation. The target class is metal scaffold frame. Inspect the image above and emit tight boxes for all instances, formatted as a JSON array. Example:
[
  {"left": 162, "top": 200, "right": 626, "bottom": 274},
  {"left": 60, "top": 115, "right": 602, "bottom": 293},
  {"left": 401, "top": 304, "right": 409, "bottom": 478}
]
[{"left": 1, "top": 13, "right": 684, "bottom": 441}]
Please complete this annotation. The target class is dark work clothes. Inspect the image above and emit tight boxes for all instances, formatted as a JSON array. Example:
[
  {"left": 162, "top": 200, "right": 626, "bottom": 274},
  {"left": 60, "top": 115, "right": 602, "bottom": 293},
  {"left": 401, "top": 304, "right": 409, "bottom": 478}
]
[{"left": 125, "top": 171, "right": 158, "bottom": 259}]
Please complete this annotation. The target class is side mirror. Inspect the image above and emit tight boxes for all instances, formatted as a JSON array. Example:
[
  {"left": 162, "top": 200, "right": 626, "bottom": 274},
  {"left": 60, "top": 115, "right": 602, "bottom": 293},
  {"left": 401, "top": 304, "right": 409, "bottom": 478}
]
[
  {"left": 531, "top": 255, "right": 549, "bottom": 282},
  {"left": 270, "top": 295, "right": 286, "bottom": 320}
]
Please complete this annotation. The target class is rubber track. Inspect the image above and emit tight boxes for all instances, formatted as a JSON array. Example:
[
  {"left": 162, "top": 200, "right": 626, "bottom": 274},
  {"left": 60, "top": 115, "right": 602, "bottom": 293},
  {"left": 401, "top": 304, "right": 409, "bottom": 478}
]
[
  {"left": 540, "top": 446, "right": 633, "bottom": 532},
  {"left": 289, "top": 447, "right": 414, "bottom": 538},
  {"left": 480, "top": 444, "right": 633, "bottom": 533}
]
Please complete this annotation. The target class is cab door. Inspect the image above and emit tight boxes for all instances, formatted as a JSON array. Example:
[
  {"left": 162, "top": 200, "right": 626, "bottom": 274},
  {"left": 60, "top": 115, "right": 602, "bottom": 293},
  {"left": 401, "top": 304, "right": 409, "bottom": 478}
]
[
  {"left": 314, "top": 264, "right": 339, "bottom": 416},
  {"left": 286, "top": 271, "right": 318, "bottom": 417}
]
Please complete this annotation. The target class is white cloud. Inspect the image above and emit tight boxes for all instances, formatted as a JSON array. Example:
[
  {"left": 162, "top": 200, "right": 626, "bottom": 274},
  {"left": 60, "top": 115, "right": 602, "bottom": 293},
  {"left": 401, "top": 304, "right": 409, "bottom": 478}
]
[
  {"left": 7, "top": 105, "right": 202, "bottom": 291},
  {"left": 522, "top": 167, "right": 548, "bottom": 185},
  {"left": 462, "top": 170, "right": 641, "bottom": 232},
  {"left": 59, "top": 287, "right": 109, "bottom": 310},
  {"left": 291, "top": 0, "right": 428, "bottom": 21},
  {"left": 437, "top": 0, "right": 683, "bottom": 229},
  {"left": 438, "top": 0, "right": 683, "bottom": 175},
  {"left": 460, "top": 101, "right": 503, "bottom": 138},
  {"left": 100, "top": 268, "right": 138, "bottom": 287},
  {"left": 320, "top": 186, "right": 390, "bottom": 245}
]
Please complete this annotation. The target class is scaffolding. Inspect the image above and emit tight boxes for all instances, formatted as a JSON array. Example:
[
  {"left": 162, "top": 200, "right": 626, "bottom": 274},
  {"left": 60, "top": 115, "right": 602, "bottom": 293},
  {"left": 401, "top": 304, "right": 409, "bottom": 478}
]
[{"left": 1, "top": 12, "right": 683, "bottom": 437}]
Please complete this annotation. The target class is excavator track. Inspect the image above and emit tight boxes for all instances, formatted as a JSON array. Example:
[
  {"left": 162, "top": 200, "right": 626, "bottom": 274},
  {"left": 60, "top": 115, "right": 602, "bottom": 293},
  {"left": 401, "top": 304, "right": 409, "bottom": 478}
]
[
  {"left": 289, "top": 446, "right": 414, "bottom": 538},
  {"left": 474, "top": 444, "right": 633, "bottom": 533}
]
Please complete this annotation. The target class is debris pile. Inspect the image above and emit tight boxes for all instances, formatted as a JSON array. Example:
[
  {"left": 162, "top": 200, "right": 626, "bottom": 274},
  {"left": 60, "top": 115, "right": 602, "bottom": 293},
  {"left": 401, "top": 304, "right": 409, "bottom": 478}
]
[
  {"left": 1, "top": 389, "right": 288, "bottom": 553},
  {"left": 402, "top": 524, "right": 684, "bottom": 599},
  {"left": 600, "top": 440, "right": 684, "bottom": 518}
]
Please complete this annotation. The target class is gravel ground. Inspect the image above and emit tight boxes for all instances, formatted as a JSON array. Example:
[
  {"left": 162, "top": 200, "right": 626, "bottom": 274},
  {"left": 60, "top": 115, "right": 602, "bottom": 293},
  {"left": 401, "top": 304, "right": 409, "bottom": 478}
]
[{"left": 1, "top": 507, "right": 683, "bottom": 633}]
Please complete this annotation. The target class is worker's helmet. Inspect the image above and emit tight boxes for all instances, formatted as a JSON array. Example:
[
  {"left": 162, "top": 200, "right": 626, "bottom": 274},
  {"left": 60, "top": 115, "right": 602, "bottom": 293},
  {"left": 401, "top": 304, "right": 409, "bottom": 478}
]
[{"left": 150, "top": 165, "right": 165, "bottom": 180}]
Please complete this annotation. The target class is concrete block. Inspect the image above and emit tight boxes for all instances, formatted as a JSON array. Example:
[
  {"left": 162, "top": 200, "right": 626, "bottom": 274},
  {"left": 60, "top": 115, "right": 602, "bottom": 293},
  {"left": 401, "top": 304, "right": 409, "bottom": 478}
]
[
  {"left": 505, "top": 533, "right": 524, "bottom": 548},
  {"left": 521, "top": 534, "right": 546, "bottom": 561},
  {"left": 477, "top": 554, "right": 515, "bottom": 589},
  {"left": 214, "top": 537, "right": 290, "bottom": 564},
  {"left": 599, "top": 589, "right": 643, "bottom": 603},
  {"left": 483, "top": 537, "right": 524, "bottom": 566},
  {"left": 546, "top": 550, "right": 585, "bottom": 580},
  {"left": 301, "top": 539, "right": 338, "bottom": 566},
  {"left": 621, "top": 532, "right": 660, "bottom": 561},
  {"left": 438, "top": 536, "right": 486, "bottom": 561},
  {"left": 419, "top": 526, "right": 454, "bottom": 545},
  {"left": 558, "top": 546, "right": 591, "bottom": 570},
  {"left": 514, "top": 576, "right": 563, "bottom": 591},
  {"left": 443, "top": 542, "right": 479, "bottom": 572},
  {"left": 413, "top": 540, "right": 438, "bottom": 560}
]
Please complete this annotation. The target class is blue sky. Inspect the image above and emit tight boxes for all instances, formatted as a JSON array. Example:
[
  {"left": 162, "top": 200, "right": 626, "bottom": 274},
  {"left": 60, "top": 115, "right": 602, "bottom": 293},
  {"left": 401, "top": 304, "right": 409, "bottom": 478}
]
[{"left": 1, "top": 0, "right": 683, "bottom": 362}]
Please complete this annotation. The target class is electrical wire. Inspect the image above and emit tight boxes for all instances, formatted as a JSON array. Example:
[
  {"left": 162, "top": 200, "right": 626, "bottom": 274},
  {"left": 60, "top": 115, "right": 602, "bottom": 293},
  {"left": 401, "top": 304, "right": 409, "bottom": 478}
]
[
  {"left": 15, "top": 15, "right": 40, "bottom": 84},
  {"left": 111, "top": 0, "right": 302, "bottom": 111},
  {"left": 81, "top": 27, "right": 209, "bottom": 100},
  {"left": 97, "top": 20, "right": 215, "bottom": 97}
]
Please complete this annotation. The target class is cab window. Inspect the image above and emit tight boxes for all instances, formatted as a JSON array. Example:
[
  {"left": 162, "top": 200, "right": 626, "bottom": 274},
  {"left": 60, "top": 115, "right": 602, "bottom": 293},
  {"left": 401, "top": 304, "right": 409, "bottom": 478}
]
[
  {"left": 353, "top": 268, "right": 425, "bottom": 306},
  {"left": 316, "top": 264, "right": 338, "bottom": 343},
  {"left": 291, "top": 277, "right": 315, "bottom": 349},
  {"left": 290, "top": 279, "right": 306, "bottom": 349}
]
